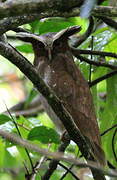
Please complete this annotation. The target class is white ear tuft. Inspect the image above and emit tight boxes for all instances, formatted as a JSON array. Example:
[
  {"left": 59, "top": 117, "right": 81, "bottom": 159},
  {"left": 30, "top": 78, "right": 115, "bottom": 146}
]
[{"left": 53, "top": 26, "right": 81, "bottom": 42}]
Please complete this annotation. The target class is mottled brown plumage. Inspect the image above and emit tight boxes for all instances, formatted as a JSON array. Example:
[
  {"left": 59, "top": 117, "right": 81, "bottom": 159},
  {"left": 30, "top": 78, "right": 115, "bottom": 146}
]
[{"left": 17, "top": 27, "right": 105, "bottom": 165}]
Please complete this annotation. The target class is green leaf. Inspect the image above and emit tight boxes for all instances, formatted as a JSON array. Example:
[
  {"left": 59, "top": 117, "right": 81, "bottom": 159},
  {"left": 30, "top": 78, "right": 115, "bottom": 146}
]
[
  {"left": 29, "top": 17, "right": 87, "bottom": 35},
  {"left": 0, "top": 114, "right": 11, "bottom": 125},
  {"left": 93, "top": 27, "right": 109, "bottom": 36},
  {"left": 28, "top": 126, "right": 60, "bottom": 144},
  {"left": 38, "top": 17, "right": 82, "bottom": 34},
  {"left": 3, "top": 150, "right": 16, "bottom": 168},
  {"left": 0, "top": 139, "right": 5, "bottom": 167},
  {"left": 39, "top": 112, "right": 55, "bottom": 128},
  {"left": 16, "top": 44, "right": 33, "bottom": 53},
  {"left": 30, "top": 20, "right": 41, "bottom": 33},
  {"left": 38, "top": 18, "right": 74, "bottom": 34}
]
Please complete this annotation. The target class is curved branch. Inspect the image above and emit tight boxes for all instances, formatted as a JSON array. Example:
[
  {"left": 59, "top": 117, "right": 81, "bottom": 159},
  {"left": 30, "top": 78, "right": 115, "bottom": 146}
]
[
  {"left": 4, "top": 95, "right": 44, "bottom": 117},
  {"left": 0, "top": 9, "right": 80, "bottom": 35},
  {"left": 0, "top": 3, "right": 116, "bottom": 36},
  {"left": 0, "top": 14, "right": 39, "bottom": 35},
  {"left": 112, "top": 129, "right": 117, "bottom": 163},
  {"left": 42, "top": 135, "right": 71, "bottom": 180},
  {"left": 55, "top": 163, "right": 79, "bottom": 180},
  {"left": 59, "top": 164, "right": 75, "bottom": 180},
  {"left": 71, "top": 48, "right": 117, "bottom": 59},
  {"left": 93, "top": 6, "right": 117, "bottom": 17},
  {"left": 101, "top": 124, "right": 117, "bottom": 136},
  {"left": 0, "top": 0, "right": 81, "bottom": 19},
  {"left": 71, "top": 50, "right": 117, "bottom": 70},
  {"left": 0, "top": 129, "right": 116, "bottom": 178},
  {"left": 98, "top": 16, "right": 117, "bottom": 30},
  {"left": 0, "top": 1, "right": 116, "bottom": 20},
  {"left": 89, "top": 70, "right": 117, "bottom": 87}
]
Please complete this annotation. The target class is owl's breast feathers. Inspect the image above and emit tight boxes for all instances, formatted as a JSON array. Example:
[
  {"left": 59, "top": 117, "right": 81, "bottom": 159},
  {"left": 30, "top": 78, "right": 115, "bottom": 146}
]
[{"left": 36, "top": 52, "right": 105, "bottom": 165}]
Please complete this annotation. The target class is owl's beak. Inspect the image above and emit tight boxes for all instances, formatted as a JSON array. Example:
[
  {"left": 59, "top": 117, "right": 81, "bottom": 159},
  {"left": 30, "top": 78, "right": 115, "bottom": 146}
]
[{"left": 47, "top": 48, "right": 52, "bottom": 61}]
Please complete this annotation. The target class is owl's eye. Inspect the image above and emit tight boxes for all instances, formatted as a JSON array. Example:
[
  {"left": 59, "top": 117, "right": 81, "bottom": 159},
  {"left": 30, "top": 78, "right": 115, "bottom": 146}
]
[
  {"left": 33, "top": 41, "right": 45, "bottom": 52},
  {"left": 37, "top": 41, "right": 45, "bottom": 49}
]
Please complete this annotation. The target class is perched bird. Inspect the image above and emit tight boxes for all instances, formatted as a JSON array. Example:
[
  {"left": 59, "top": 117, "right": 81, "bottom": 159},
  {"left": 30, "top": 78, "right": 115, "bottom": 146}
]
[{"left": 17, "top": 26, "right": 105, "bottom": 165}]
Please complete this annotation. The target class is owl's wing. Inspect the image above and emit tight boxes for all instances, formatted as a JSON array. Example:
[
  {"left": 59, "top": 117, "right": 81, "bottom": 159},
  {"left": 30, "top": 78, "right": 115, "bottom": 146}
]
[{"left": 61, "top": 52, "right": 106, "bottom": 165}]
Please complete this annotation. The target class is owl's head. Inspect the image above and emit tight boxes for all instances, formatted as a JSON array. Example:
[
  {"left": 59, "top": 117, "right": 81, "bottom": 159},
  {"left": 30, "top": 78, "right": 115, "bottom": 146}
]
[{"left": 16, "top": 26, "right": 81, "bottom": 60}]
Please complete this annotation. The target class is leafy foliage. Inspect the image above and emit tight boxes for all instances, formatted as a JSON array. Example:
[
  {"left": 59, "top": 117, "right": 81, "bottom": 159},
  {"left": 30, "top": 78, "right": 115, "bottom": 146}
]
[
  {"left": 0, "top": 114, "right": 11, "bottom": 125},
  {"left": 28, "top": 126, "right": 60, "bottom": 144}
]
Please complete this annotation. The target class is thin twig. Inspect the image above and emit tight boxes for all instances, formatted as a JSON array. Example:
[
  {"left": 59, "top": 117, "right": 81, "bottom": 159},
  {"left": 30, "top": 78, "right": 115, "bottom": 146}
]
[
  {"left": 0, "top": 129, "right": 117, "bottom": 177},
  {"left": 71, "top": 48, "right": 117, "bottom": 59},
  {"left": 89, "top": 70, "right": 117, "bottom": 87},
  {"left": 107, "top": 161, "right": 116, "bottom": 170},
  {"left": 60, "top": 164, "right": 75, "bottom": 180},
  {"left": 98, "top": 16, "right": 117, "bottom": 30},
  {"left": 42, "top": 134, "right": 70, "bottom": 180},
  {"left": 0, "top": 14, "right": 39, "bottom": 35},
  {"left": 58, "top": 163, "right": 79, "bottom": 180},
  {"left": 88, "top": 36, "right": 94, "bottom": 83},
  {"left": 5, "top": 106, "right": 34, "bottom": 174},
  {"left": 7, "top": 105, "right": 43, "bottom": 117},
  {"left": 112, "top": 128, "right": 117, "bottom": 163},
  {"left": 71, "top": 53, "right": 117, "bottom": 70},
  {"left": 101, "top": 124, "right": 117, "bottom": 136}
]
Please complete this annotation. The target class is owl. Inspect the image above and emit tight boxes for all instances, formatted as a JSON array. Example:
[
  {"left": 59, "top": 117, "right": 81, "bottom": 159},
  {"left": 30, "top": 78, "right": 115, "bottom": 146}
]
[{"left": 17, "top": 26, "right": 105, "bottom": 165}]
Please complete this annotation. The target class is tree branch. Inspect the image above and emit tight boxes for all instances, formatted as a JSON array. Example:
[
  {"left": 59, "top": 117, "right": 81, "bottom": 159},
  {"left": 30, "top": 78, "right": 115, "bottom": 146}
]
[
  {"left": 0, "top": 0, "right": 116, "bottom": 20},
  {"left": 0, "top": 14, "right": 39, "bottom": 35},
  {"left": 0, "top": 0, "right": 81, "bottom": 19},
  {"left": 71, "top": 48, "right": 117, "bottom": 59},
  {"left": 101, "top": 124, "right": 117, "bottom": 137},
  {"left": 98, "top": 16, "right": 117, "bottom": 30},
  {"left": 0, "top": 8, "right": 80, "bottom": 35},
  {"left": 54, "top": 162, "right": 79, "bottom": 180},
  {"left": 0, "top": 3, "right": 116, "bottom": 37},
  {"left": 42, "top": 134, "right": 70, "bottom": 180},
  {"left": 71, "top": 50, "right": 117, "bottom": 70},
  {"left": 4, "top": 95, "right": 44, "bottom": 117},
  {"left": 93, "top": 6, "right": 117, "bottom": 17},
  {"left": 89, "top": 70, "right": 117, "bottom": 87},
  {"left": 0, "top": 129, "right": 116, "bottom": 178}
]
